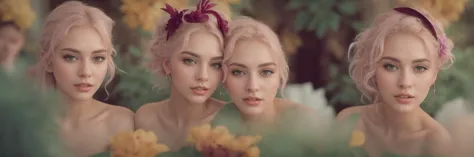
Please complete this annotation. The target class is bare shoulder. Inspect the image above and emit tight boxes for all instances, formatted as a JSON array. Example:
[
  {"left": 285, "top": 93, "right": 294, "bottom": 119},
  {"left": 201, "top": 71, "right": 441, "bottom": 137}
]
[
  {"left": 336, "top": 105, "right": 370, "bottom": 121},
  {"left": 101, "top": 102, "right": 135, "bottom": 133},
  {"left": 423, "top": 115, "right": 453, "bottom": 155},
  {"left": 135, "top": 101, "right": 167, "bottom": 129}
]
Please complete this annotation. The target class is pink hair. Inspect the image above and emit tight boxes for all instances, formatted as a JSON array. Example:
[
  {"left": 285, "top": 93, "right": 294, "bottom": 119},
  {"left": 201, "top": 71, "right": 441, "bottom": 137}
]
[
  {"left": 222, "top": 16, "right": 289, "bottom": 94},
  {"left": 348, "top": 7, "right": 455, "bottom": 104},
  {"left": 148, "top": 8, "right": 229, "bottom": 83},
  {"left": 37, "top": 1, "right": 117, "bottom": 93}
]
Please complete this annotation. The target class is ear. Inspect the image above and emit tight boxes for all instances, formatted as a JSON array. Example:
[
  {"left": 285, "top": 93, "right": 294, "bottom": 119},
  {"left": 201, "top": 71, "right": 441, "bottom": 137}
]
[
  {"left": 161, "top": 58, "right": 171, "bottom": 75},
  {"left": 40, "top": 51, "right": 53, "bottom": 73},
  {"left": 431, "top": 73, "right": 438, "bottom": 86}
]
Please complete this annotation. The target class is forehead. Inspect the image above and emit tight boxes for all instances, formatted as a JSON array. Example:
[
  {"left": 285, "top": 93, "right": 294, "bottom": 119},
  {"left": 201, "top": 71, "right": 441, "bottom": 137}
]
[
  {"left": 57, "top": 26, "right": 106, "bottom": 53},
  {"left": 182, "top": 31, "right": 221, "bottom": 57},
  {"left": 383, "top": 32, "right": 436, "bottom": 62},
  {"left": 229, "top": 38, "right": 275, "bottom": 66}
]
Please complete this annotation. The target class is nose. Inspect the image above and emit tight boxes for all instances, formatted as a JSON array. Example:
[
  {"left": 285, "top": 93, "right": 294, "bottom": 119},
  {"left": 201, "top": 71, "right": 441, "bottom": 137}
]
[
  {"left": 246, "top": 74, "right": 260, "bottom": 93},
  {"left": 78, "top": 60, "right": 92, "bottom": 78},
  {"left": 398, "top": 68, "right": 414, "bottom": 89},
  {"left": 195, "top": 64, "right": 209, "bottom": 82}
]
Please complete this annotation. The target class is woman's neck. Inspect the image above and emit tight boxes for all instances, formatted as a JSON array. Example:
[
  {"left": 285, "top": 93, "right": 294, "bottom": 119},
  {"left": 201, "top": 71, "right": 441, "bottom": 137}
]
[
  {"left": 242, "top": 99, "right": 279, "bottom": 131},
  {"left": 64, "top": 98, "right": 100, "bottom": 120},
  {"left": 165, "top": 88, "right": 213, "bottom": 128},
  {"left": 377, "top": 103, "right": 424, "bottom": 137}
]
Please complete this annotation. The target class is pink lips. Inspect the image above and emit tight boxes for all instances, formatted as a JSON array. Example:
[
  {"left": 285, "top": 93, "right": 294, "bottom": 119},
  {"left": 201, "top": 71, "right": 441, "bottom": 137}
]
[
  {"left": 191, "top": 86, "right": 209, "bottom": 96},
  {"left": 242, "top": 96, "right": 263, "bottom": 106},
  {"left": 394, "top": 93, "right": 415, "bottom": 104},
  {"left": 74, "top": 83, "right": 93, "bottom": 92}
]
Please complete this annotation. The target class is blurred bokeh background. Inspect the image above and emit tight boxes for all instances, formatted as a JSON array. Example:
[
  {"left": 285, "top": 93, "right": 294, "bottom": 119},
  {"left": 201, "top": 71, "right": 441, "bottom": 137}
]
[{"left": 5, "top": 0, "right": 474, "bottom": 117}]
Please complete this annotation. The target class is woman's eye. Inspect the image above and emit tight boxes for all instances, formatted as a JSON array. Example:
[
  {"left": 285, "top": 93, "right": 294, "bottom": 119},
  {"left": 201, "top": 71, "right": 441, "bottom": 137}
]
[
  {"left": 93, "top": 56, "right": 106, "bottom": 63},
  {"left": 261, "top": 70, "right": 274, "bottom": 76},
  {"left": 183, "top": 58, "right": 196, "bottom": 65},
  {"left": 415, "top": 66, "right": 427, "bottom": 72},
  {"left": 63, "top": 55, "right": 77, "bottom": 62},
  {"left": 231, "top": 70, "right": 244, "bottom": 76},
  {"left": 383, "top": 64, "right": 398, "bottom": 71},
  {"left": 211, "top": 63, "right": 222, "bottom": 69}
]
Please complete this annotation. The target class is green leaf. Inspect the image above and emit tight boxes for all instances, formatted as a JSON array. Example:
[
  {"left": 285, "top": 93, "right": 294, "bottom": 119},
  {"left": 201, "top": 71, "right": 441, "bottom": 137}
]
[
  {"left": 286, "top": 0, "right": 304, "bottom": 10},
  {"left": 128, "top": 46, "right": 142, "bottom": 57},
  {"left": 293, "top": 11, "right": 310, "bottom": 32},
  {"left": 307, "top": 15, "right": 321, "bottom": 31},
  {"left": 337, "top": 1, "right": 357, "bottom": 15},
  {"left": 351, "top": 21, "right": 365, "bottom": 32},
  {"left": 329, "top": 12, "right": 341, "bottom": 31},
  {"left": 316, "top": 22, "right": 328, "bottom": 38}
]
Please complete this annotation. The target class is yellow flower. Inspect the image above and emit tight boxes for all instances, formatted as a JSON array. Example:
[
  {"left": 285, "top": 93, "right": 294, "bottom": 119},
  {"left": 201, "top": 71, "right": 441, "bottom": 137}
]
[
  {"left": 280, "top": 27, "right": 302, "bottom": 56},
  {"left": 349, "top": 131, "right": 365, "bottom": 147},
  {"left": 214, "top": 0, "right": 241, "bottom": 4},
  {"left": 188, "top": 124, "right": 262, "bottom": 157},
  {"left": 397, "top": 0, "right": 468, "bottom": 26},
  {"left": 0, "top": 0, "right": 36, "bottom": 30},
  {"left": 120, "top": 0, "right": 189, "bottom": 32},
  {"left": 110, "top": 129, "right": 170, "bottom": 157}
]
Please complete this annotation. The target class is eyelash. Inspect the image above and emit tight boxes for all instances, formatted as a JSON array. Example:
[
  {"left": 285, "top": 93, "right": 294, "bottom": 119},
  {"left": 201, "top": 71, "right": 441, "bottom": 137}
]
[
  {"left": 230, "top": 69, "right": 275, "bottom": 77},
  {"left": 182, "top": 58, "right": 222, "bottom": 69},
  {"left": 383, "top": 63, "right": 428, "bottom": 73},
  {"left": 62, "top": 55, "right": 106, "bottom": 63}
]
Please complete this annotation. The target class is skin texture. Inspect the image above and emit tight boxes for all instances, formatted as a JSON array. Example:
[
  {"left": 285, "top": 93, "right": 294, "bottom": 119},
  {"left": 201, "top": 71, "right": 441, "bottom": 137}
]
[
  {"left": 225, "top": 39, "right": 281, "bottom": 123},
  {"left": 135, "top": 31, "right": 226, "bottom": 151},
  {"left": 0, "top": 25, "right": 24, "bottom": 71},
  {"left": 337, "top": 33, "right": 451, "bottom": 156},
  {"left": 223, "top": 38, "right": 314, "bottom": 133},
  {"left": 49, "top": 26, "right": 134, "bottom": 157}
]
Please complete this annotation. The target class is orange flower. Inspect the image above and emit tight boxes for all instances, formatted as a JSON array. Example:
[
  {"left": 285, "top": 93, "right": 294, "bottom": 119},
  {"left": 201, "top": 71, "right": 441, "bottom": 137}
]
[
  {"left": 110, "top": 129, "right": 169, "bottom": 157},
  {"left": 189, "top": 124, "right": 262, "bottom": 157}
]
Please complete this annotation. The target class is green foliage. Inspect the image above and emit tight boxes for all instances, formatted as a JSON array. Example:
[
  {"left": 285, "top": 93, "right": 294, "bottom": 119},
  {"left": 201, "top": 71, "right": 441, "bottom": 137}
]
[
  {"left": 325, "top": 64, "right": 361, "bottom": 106},
  {"left": 423, "top": 47, "right": 474, "bottom": 114},
  {"left": 0, "top": 67, "right": 70, "bottom": 157},
  {"left": 286, "top": 0, "right": 362, "bottom": 38}
]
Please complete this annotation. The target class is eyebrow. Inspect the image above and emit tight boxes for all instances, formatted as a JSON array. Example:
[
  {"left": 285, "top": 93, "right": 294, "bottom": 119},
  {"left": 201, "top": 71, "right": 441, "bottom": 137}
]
[
  {"left": 258, "top": 62, "right": 277, "bottom": 67},
  {"left": 181, "top": 51, "right": 223, "bottom": 61},
  {"left": 380, "top": 56, "right": 430, "bottom": 63},
  {"left": 228, "top": 62, "right": 277, "bottom": 68},
  {"left": 60, "top": 48, "right": 107, "bottom": 54}
]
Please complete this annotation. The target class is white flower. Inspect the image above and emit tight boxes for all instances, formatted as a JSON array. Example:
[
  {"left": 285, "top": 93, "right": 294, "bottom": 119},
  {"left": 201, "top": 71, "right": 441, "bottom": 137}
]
[
  {"left": 435, "top": 97, "right": 472, "bottom": 126},
  {"left": 283, "top": 82, "right": 335, "bottom": 121}
]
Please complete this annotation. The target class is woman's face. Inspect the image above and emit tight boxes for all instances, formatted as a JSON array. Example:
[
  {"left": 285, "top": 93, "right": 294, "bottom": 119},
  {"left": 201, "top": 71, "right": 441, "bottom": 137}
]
[
  {"left": 224, "top": 39, "right": 280, "bottom": 116},
  {"left": 164, "top": 31, "right": 223, "bottom": 104},
  {"left": 0, "top": 25, "right": 24, "bottom": 64},
  {"left": 375, "top": 32, "right": 438, "bottom": 112},
  {"left": 48, "top": 26, "right": 109, "bottom": 102}
]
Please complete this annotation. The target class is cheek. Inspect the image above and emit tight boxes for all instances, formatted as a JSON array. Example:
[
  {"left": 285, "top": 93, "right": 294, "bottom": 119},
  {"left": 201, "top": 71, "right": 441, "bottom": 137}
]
[{"left": 224, "top": 77, "right": 244, "bottom": 95}]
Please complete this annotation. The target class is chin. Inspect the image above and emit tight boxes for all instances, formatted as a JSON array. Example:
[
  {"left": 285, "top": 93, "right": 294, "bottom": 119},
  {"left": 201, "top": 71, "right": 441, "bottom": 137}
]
[
  {"left": 235, "top": 104, "right": 264, "bottom": 116},
  {"left": 186, "top": 95, "right": 210, "bottom": 104},
  {"left": 389, "top": 104, "right": 417, "bottom": 112},
  {"left": 69, "top": 93, "right": 94, "bottom": 102}
]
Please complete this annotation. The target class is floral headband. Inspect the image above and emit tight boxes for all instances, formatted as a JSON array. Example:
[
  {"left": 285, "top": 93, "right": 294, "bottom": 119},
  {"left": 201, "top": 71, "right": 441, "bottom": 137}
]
[
  {"left": 393, "top": 7, "right": 447, "bottom": 57},
  {"left": 161, "top": 0, "right": 228, "bottom": 40}
]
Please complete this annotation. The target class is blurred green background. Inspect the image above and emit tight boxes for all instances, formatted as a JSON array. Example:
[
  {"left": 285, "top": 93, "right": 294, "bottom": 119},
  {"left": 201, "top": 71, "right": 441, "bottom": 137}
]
[{"left": 11, "top": 0, "right": 474, "bottom": 115}]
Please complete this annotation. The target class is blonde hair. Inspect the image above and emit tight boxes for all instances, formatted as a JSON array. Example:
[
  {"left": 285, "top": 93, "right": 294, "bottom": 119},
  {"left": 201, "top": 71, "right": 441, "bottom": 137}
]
[
  {"left": 348, "top": 7, "right": 454, "bottom": 104},
  {"left": 223, "top": 16, "right": 289, "bottom": 94},
  {"left": 147, "top": 8, "right": 229, "bottom": 85},
  {"left": 37, "top": 1, "right": 116, "bottom": 92}
]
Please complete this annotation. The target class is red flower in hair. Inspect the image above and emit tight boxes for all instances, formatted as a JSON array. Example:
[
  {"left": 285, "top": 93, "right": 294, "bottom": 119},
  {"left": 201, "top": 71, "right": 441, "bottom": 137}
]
[
  {"left": 161, "top": 4, "right": 188, "bottom": 40},
  {"left": 161, "top": 0, "right": 228, "bottom": 40},
  {"left": 185, "top": 0, "right": 228, "bottom": 36}
]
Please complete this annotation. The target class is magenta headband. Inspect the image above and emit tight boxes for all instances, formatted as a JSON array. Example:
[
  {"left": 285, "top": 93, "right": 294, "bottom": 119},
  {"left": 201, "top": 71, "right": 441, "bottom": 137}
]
[
  {"left": 161, "top": 0, "right": 228, "bottom": 41},
  {"left": 393, "top": 7, "right": 447, "bottom": 57}
]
